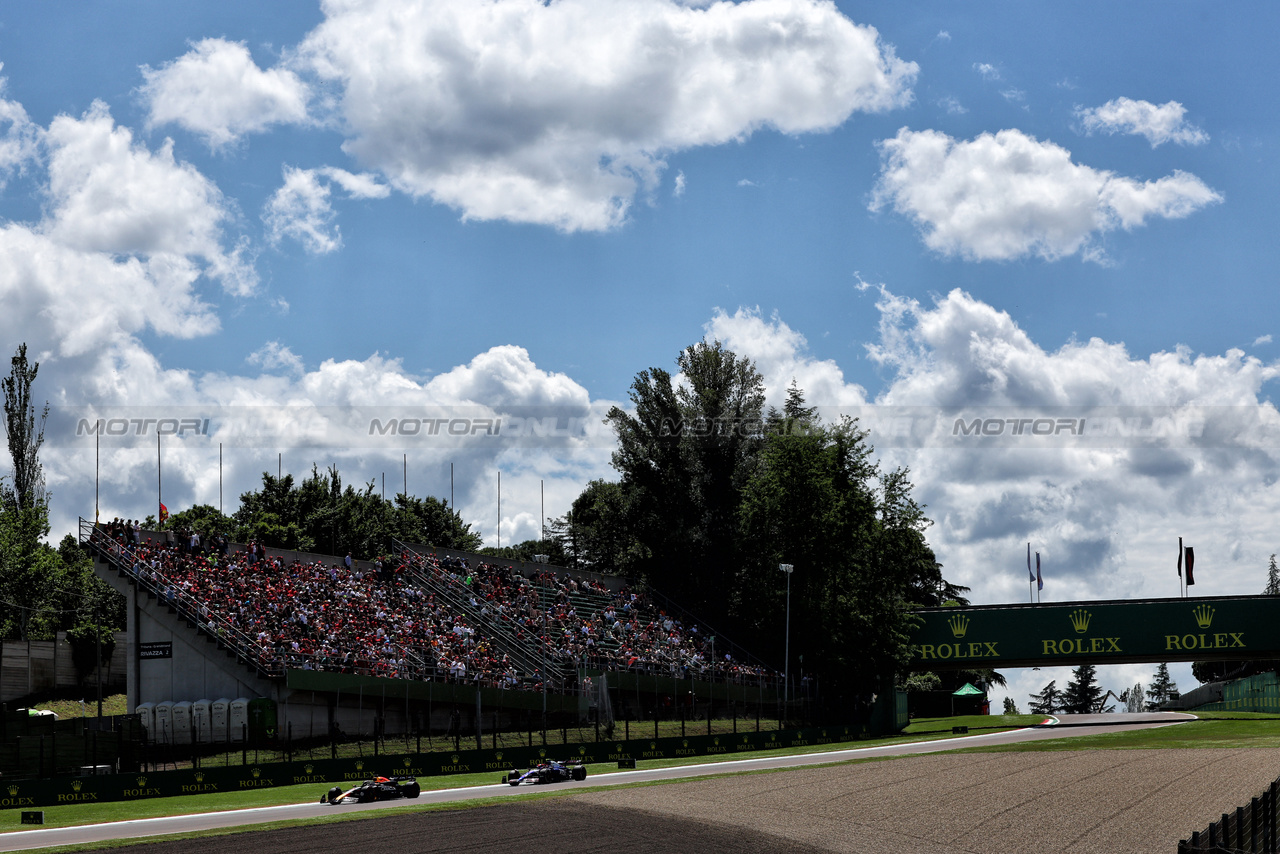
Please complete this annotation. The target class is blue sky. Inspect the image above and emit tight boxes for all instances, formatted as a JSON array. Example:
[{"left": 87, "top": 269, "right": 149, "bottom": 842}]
[{"left": 3, "top": 0, "right": 1278, "bottom": 708}]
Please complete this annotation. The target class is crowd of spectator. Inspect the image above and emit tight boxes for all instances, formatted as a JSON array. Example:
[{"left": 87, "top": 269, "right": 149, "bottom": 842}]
[
  {"left": 399, "top": 551, "right": 775, "bottom": 686},
  {"left": 89, "top": 524, "right": 777, "bottom": 693}
]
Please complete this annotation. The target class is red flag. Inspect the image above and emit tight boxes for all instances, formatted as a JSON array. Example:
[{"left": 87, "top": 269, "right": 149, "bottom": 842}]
[
  {"left": 1185, "top": 547, "right": 1195, "bottom": 586},
  {"left": 159, "top": 503, "right": 169, "bottom": 524}
]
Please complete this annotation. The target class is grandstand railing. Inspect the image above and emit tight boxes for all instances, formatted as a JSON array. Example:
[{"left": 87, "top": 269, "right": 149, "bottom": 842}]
[
  {"left": 395, "top": 540, "right": 783, "bottom": 692},
  {"left": 391, "top": 538, "right": 570, "bottom": 690},
  {"left": 82, "top": 518, "right": 285, "bottom": 681},
  {"left": 1180, "top": 776, "right": 1280, "bottom": 853},
  {"left": 82, "top": 519, "right": 433, "bottom": 684}
]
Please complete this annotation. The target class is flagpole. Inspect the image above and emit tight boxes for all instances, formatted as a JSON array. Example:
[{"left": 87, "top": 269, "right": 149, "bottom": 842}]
[
  {"left": 94, "top": 422, "right": 100, "bottom": 524},
  {"left": 1178, "top": 536, "right": 1184, "bottom": 599},
  {"left": 157, "top": 433, "right": 162, "bottom": 526},
  {"left": 218, "top": 442, "right": 223, "bottom": 517},
  {"left": 1028, "top": 542, "right": 1033, "bottom": 604}
]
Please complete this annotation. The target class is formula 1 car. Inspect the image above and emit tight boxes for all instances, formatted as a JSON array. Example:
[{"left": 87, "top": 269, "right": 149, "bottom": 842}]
[
  {"left": 322, "top": 775, "right": 421, "bottom": 804},
  {"left": 502, "top": 759, "right": 587, "bottom": 786}
]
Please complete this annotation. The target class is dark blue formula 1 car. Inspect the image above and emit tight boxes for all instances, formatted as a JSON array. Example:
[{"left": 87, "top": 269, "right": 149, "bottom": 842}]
[
  {"left": 503, "top": 759, "right": 587, "bottom": 786},
  {"left": 322, "top": 775, "right": 421, "bottom": 803}
]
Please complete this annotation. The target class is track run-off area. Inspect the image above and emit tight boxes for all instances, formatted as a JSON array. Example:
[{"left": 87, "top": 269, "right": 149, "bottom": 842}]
[{"left": 0, "top": 713, "right": 1212, "bottom": 852}]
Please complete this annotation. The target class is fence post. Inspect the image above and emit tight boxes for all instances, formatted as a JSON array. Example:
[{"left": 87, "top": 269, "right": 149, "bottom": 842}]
[
  {"left": 1264, "top": 783, "right": 1274, "bottom": 850},
  {"left": 1252, "top": 796, "right": 1259, "bottom": 853},
  {"left": 1236, "top": 806, "right": 1244, "bottom": 850}
]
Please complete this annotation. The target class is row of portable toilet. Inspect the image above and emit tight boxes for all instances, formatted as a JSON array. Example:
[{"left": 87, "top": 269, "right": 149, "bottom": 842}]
[{"left": 136, "top": 698, "right": 267, "bottom": 745}]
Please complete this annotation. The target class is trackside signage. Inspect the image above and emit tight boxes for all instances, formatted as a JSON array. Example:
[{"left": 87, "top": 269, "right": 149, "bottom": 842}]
[
  {"left": 0, "top": 726, "right": 862, "bottom": 809},
  {"left": 909, "top": 595, "right": 1280, "bottom": 670}
]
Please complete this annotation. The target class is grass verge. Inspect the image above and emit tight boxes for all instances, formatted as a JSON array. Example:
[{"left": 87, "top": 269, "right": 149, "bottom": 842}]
[{"left": 951, "top": 714, "right": 1280, "bottom": 753}]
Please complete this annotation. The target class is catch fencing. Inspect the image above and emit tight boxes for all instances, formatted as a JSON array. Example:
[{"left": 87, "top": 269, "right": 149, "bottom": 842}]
[{"left": 1180, "top": 778, "right": 1280, "bottom": 853}]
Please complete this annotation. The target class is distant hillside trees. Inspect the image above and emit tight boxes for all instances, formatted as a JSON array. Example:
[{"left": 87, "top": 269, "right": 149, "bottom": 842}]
[{"left": 161, "top": 465, "right": 483, "bottom": 558}]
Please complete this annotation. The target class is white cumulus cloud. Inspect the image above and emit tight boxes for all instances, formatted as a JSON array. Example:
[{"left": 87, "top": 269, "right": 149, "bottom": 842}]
[
  {"left": 296, "top": 0, "right": 917, "bottom": 231},
  {"left": 1076, "top": 97, "right": 1208, "bottom": 147},
  {"left": 0, "top": 70, "right": 40, "bottom": 188},
  {"left": 263, "top": 165, "right": 389, "bottom": 253},
  {"left": 44, "top": 101, "right": 255, "bottom": 294},
  {"left": 869, "top": 127, "right": 1222, "bottom": 262},
  {"left": 141, "top": 38, "right": 311, "bottom": 148}
]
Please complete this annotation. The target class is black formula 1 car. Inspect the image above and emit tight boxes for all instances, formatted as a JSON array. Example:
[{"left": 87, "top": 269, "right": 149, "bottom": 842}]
[
  {"left": 322, "top": 775, "right": 421, "bottom": 804},
  {"left": 503, "top": 759, "right": 587, "bottom": 786}
]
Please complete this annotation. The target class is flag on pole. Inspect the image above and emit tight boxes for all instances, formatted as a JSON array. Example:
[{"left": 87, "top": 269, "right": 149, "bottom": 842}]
[
  {"left": 1028, "top": 543, "right": 1034, "bottom": 581},
  {"left": 159, "top": 503, "right": 169, "bottom": 524},
  {"left": 1177, "top": 536, "right": 1183, "bottom": 579},
  {"left": 1036, "top": 552, "right": 1043, "bottom": 591},
  {"left": 1185, "top": 547, "right": 1195, "bottom": 586}
]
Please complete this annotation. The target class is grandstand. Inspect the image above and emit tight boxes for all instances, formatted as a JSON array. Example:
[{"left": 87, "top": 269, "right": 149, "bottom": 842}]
[{"left": 81, "top": 518, "right": 784, "bottom": 747}]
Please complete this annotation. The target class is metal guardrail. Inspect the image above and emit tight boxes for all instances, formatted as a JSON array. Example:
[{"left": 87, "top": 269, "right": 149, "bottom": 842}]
[{"left": 390, "top": 539, "right": 568, "bottom": 689}]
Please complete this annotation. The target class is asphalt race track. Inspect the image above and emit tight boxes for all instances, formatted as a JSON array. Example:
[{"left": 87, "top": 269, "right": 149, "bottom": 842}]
[{"left": 0, "top": 713, "right": 1196, "bottom": 852}]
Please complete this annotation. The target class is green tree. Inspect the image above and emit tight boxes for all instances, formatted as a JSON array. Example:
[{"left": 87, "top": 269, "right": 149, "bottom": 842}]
[
  {"left": 559, "top": 480, "right": 641, "bottom": 576},
  {"left": 1003, "top": 696, "right": 1020, "bottom": 715},
  {"left": 1028, "top": 680, "right": 1061, "bottom": 715},
  {"left": 0, "top": 344, "right": 52, "bottom": 639},
  {"left": 1266, "top": 553, "right": 1280, "bottom": 596},
  {"left": 1146, "top": 663, "right": 1180, "bottom": 710},
  {"left": 391, "top": 493, "right": 483, "bottom": 552},
  {"left": 604, "top": 340, "right": 765, "bottom": 623},
  {"left": 734, "top": 388, "right": 951, "bottom": 703},
  {"left": 1062, "top": 664, "right": 1105, "bottom": 713},
  {"left": 163, "top": 504, "right": 236, "bottom": 538},
  {"left": 208, "top": 465, "right": 482, "bottom": 559}
]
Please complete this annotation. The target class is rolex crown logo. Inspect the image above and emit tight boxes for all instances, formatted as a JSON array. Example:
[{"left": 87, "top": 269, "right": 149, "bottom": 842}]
[
  {"left": 403, "top": 757, "right": 411, "bottom": 767},
  {"left": 495, "top": 752, "right": 503, "bottom": 761},
  {"left": 6, "top": 785, "right": 17, "bottom": 796},
  {"left": 194, "top": 771, "right": 205, "bottom": 782},
  {"left": 649, "top": 741, "right": 657, "bottom": 749},
  {"left": 616, "top": 744, "right": 623, "bottom": 751},
  {"left": 304, "top": 764, "right": 314, "bottom": 774},
  {"left": 355, "top": 760, "right": 364, "bottom": 771},
  {"left": 251, "top": 768, "right": 261, "bottom": 778},
  {"left": 539, "top": 749, "right": 546, "bottom": 757},
  {"left": 682, "top": 739, "right": 688, "bottom": 747},
  {"left": 72, "top": 780, "right": 83, "bottom": 792},
  {"left": 1194, "top": 604, "right": 1215, "bottom": 629},
  {"left": 578, "top": 746, "right": 585, "bottom": 754},
  {"left": 137, "top": 776, "right": 147, "bottom": 786},
  {"left": 1069, "top": 609, "right": 1092, "bottom": 634},
  {"left": 451, "top": 754, "right": 460, "bottom": 764},
  {"left": 948, "top": 614, "right": 970, "bottom": 639}
]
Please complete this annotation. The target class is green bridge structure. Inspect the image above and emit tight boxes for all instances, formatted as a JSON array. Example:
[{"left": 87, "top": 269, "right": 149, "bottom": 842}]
[{"left": 908, "top": 595, "right": 1280, "bottom": 671}]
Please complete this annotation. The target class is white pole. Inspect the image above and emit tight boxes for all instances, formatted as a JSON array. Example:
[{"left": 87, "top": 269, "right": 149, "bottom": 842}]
[{"left": 780, "top": 564, "right": 793, "bottom": 705}]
